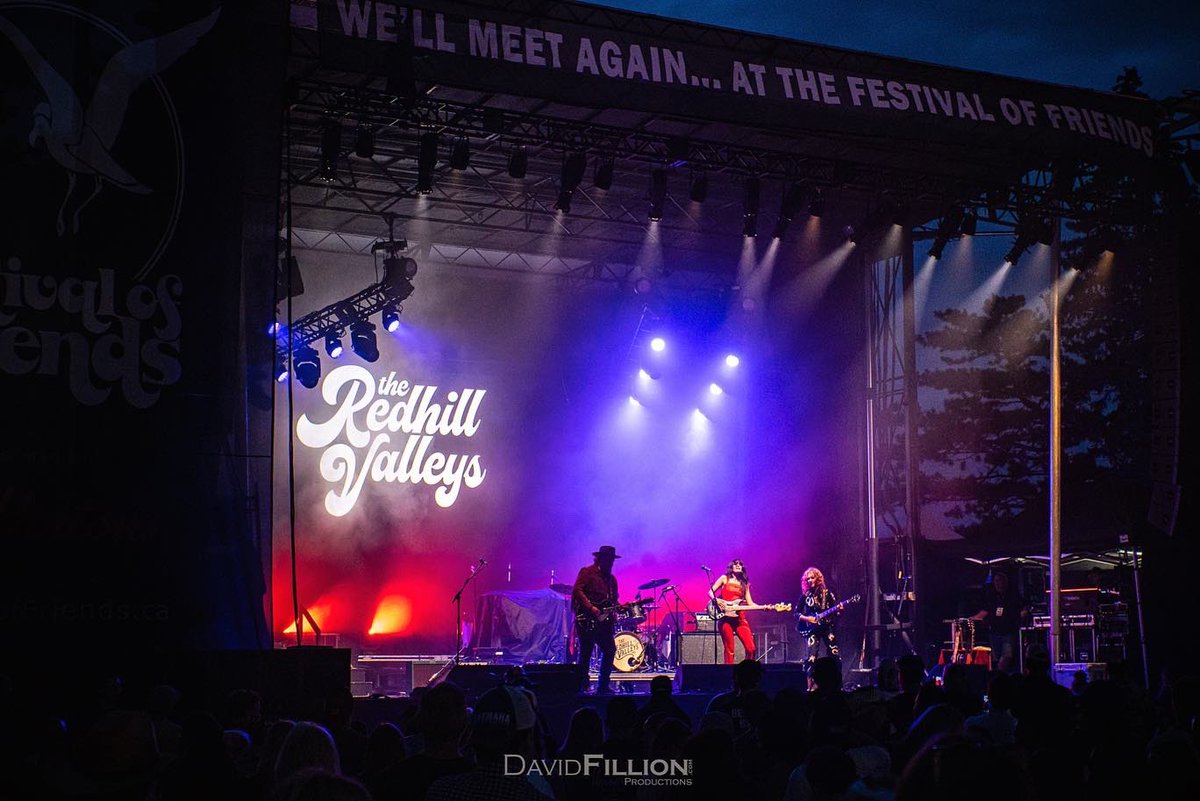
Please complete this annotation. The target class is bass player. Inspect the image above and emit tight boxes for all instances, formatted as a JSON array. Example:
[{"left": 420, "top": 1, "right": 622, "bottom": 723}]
[{"left": 709, "top": 559, "right": 757, "bottom": 664}]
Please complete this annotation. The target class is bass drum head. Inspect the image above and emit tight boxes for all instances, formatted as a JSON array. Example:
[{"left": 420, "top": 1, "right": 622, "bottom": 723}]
[{"left": 612, "top": 632, "right": 646, "bottom": 672}]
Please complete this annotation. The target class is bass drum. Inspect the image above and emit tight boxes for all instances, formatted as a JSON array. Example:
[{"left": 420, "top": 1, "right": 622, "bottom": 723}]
[{"left": 612, "top": 632, "right": 646, "bottom": 672}]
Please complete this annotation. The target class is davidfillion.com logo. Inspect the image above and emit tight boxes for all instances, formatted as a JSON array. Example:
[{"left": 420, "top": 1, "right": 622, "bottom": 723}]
[{"left": 505, "top": 754, "right": 693, "bottom": 786}]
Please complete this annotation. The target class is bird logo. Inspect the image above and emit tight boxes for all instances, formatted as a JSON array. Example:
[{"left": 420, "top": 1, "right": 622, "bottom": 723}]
[{"left": 0, "top": 5, "right": 218, "bottom": 274}]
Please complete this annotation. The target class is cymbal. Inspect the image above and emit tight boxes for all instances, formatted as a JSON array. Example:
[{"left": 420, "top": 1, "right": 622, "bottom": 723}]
[
  {"left": 638, "top": 578, "right": 670, "bottom": 590},
  {"left": 550, "top": 583, "right": 573, "bottom": 594}
]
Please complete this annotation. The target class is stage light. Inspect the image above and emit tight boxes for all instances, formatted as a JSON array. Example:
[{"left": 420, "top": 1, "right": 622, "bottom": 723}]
[
  {"left": 638, "top": 368, "right": 651, "bottom": 381},
  {"left": 319, "top": 118, "right": 341, "bottom": 181},
  {"left": 774, "top": 183, "right": 807, "bottom": 238},
  {"left": 507, "top": 146, "right": 528, "bottom": 178},
  {"left": 633, "top": 276, "right": 654, "bottom": 295},
  {"left": 929, "top": 206, "right": 965, "bottom": 259},
  {"left": 325, "top": 330, "right": 344, "bottom": 359},
  {"left": 743, "top": 176, "right": 760, "bottom": 215},
  {"left": 689, "top": 172, "right": 708, "bottom": 203},
  {"left": 294, "top": 345, "right": 321, "bottom": 389},
  {"left": 724, "top": 354, "right": 740, "bottom": 368},
  {"left": 274, "top": 351, "right": 289, "bottom": 383},
  {"left": 842, "top": 224, "right": 856, "bottom": 243},
  {"left": 267, "top": 321, "right": 281, "bottom": 336},
  {"left": 556, "top": 151, "right": 587, "bottom": 213},
  {"left": 416, "top": 130, "right": 438, "bottom": 194},
  {"left": 648, "top": 169, "right": 667, "bottom": 221},
  {"left": 709, "top": 383, "right": 723, "bottom": 396},
  {"left": 628, "top": 396, "right": 641, "bottom": 406},
  {"left": 808, "top": 190, "right": 825, "bottom": 217},
  {"left": 961, "top": 210, "right": 978, "bottom": 237},
  {"left": 384, "top": 255, "right": 419, "bottom": 286},
  {"left": 650, "top": 336, "right": 666, "bottom": 352},
  {"left": 449, "top": 136, "right": 470, "bottom": 170},
  {"left": 742, "top": 177, "right": 760, "bottom": 237},
  {"left": 381, "top": 305, "right": 401, "bottom": 332},
  {"left": 593, "top": 158, "right": 614, "bottom": 190},
  {"left": 354, "top": 124, "right": 375, "bottom": 159},
  {"left": 350, "top": 320, "right": 380, "bottom": 362}
]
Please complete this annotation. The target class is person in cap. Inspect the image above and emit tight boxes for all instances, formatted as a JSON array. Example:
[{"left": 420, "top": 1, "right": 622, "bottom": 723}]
[
  {"left": 426, "top": 685, "right": 552, "bottom": 801},
  {"left": 572, "top": 545, "right": 622, "bottom": 694}
]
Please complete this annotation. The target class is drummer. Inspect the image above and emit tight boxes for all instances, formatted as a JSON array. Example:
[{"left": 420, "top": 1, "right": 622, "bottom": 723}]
[{"left": 709, "top": 559, "right": 757, "bottom": 664}]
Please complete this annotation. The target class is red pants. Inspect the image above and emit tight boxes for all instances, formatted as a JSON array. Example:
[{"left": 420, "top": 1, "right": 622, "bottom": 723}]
[{"left": 719, "top": 616, "right": 756, "bottom": 664}]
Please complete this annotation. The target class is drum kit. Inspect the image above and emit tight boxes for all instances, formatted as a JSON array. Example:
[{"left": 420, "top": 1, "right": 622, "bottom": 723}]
[{"left": 551, "top": 577, "right": 675, "bottom": 673}]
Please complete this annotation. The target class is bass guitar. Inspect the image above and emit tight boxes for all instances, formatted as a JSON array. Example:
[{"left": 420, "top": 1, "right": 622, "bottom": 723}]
[
  {"left": 708, "top": 600, "right": 793, "bottom": 619},
  {"left": 795, "top": 594, "right": 861, "bottom": 635}
]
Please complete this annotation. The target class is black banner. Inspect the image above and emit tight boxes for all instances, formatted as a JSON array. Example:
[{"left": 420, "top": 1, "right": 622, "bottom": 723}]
[
  {"left": 307, "top": 0, "right": 1157, "bottom": 165},
  {"left": 0, "top": 1, "right": 285, "bottom": 653}
]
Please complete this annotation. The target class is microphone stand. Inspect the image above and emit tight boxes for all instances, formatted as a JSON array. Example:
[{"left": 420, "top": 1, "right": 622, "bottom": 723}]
[
  {"left": 663, "top": 584, "right": 697, "bottom": 672},
  {"left": 451, "top": 561, "right": 487, "bottom": 665},
  {"left": 701, "top": 566, "right": 718, "bottom": 664}
]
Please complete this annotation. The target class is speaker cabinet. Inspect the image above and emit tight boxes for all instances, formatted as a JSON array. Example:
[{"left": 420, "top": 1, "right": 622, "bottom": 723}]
[
  {"left": 680, "top": 632, "right": 740, "bottom": 664},
  {"left": 678, "top": 664, "right": 733, "bottom": 692}
]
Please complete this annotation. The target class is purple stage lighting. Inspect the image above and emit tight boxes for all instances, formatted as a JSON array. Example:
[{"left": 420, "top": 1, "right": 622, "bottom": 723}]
[
  {"left": 709, "top": 383, "right": 724, "bottom": 396},
  {"left": 638, "top": 368, "right": 652, "bottom": 381},
  {"left": 267, "top": 321, "right": 280, "bottom": 335},
  {"left": 628, "top": 396, "right": 641, "bottom": 407},
  {"left": 724, "top": 354, "right": 740, "bottom": 368},
  {"left": 650, "top": 337, "right": 666, "bottom": 352}
]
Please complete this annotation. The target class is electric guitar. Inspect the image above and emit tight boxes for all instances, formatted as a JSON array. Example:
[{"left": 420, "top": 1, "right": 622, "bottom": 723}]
[
  {"left": 795, "top": 594, "right": 861, "bottom": 635},
  {"left": 708, "top": 600, "right": 793, "bottom": 619},
  {"left": 575, "top": 600, "right": 645, "bottom": 632}
]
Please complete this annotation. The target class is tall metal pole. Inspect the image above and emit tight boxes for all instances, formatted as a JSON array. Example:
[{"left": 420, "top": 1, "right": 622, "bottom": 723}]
[
  {"left": 900, "top": 233, "right": 921, "bottom": 649},
  {"left": 1049, "top": 222, "right": 1063, "bottom": 667},
  {"left": 864, "top": 253, "right": 881, "bottom": 661}
]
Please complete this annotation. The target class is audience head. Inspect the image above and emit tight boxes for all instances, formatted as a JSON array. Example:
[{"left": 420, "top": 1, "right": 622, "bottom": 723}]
[
  {"left": 897, "top": 655, "right": 926, "bottom": 692},
  {"left": 469, "top": 685, "right": 537, "bottom": 760},
  {"left": 732, "top": 658, "right": 764, "bottom": 692},
  {"left": 811, "top": 657, "right": 843, "bottom": 691},
  {"left": 275, "top": 721, "right": 340, "bottom": 781},
  {"left": 416, "top": 681, "right": 469, "bottom": 746}
]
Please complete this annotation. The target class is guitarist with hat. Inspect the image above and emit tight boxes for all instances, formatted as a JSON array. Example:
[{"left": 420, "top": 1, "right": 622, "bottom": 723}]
[
  {"left": 797, "top": 566, "right": 841, "bottom": 664},
  {"left": 572, "top": 545, "right": 621, "bottom": 694}
]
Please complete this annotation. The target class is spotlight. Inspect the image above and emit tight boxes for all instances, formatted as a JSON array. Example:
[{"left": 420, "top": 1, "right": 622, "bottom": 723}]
[
  {"left": 688, "top": 172, "right": 708, "bottom": 203},
  {"left": 449, "top": 136, "right": 470, "bottom": 170},
  {"left": 350, "top": 320, "right": 379, "bottom": 362},
  {"left": 648, "top": 169, "right": 667, "bottom": 221},
  {"left": 638, "top": 368, "right": 652, "bottom": 381},
  {"left": 842, "top": 224, "right": 856, "bottom": 243},
  {"left": 267, "top": 321, "right": 281, "bottom": 336},
  {"left": 808, "top": 190, "right": 825, "bottom": 217},
  {"left": 319, "top": 118, "right": 341, "bottom": 181},
  {"left": 274, "top": 351, "right": 289, "bottom": 383},
  {"left": 354, "top": 124, "right": 375, "bottom": 159},
  {"left": 384, "top": 255, "right": 419, "bottom": 283},
  {"left": 628, "top": 396, "right": 641, "bottom": 406},
  {"left": 555, "top": 151, "right": 587, "bottom": 213},
  {"left": 633, "top": 277, "right": 653, "bottom": 295},
  {"left": 780, "top": 182, "right": 807, "bottom": 221},
  {"left": 928, "top": 206, "right": 965, "bottom": 259},
  {"left": 961, "top": 210, "right": 978, "bottom": 237},
  {"left": 1005, "top": 230, "right": 1036, "bottom": 265},
  {"left": 416, "top": 130, "right": 438, "bottom": 194},
  {"left": 742, "top": 177, "right": 760, "bottom": 237},
  {"left": 507, "top": 146, "right": 528, "bottom": 178},
  {"left": 709, "top": 383, "right": 723, "bottom": 396},
  {"left": 293, "top": 345, "right": 321, "bottom": 389},
  {"left": 325, "top": 330, "right": 344, "bottom": 359},
  {"left": 650, "top": 336, "right": 666, "bottom": 353},
  {"left": 593, "top": 158, "right": 614, "bottom": 190},
  {"left": 724, "top": 354, "right": 740, "bottom": 368},
  {"left": 381, "top": 305, "right": 401, "bottom": 332},
  {"left": 743, "top": 177, "right": 760, "bottom": 216}
]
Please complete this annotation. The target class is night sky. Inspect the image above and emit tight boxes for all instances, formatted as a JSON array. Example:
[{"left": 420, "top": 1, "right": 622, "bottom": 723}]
[{"left": 590, "top": 0, "right": 1200, "bottom": 98}]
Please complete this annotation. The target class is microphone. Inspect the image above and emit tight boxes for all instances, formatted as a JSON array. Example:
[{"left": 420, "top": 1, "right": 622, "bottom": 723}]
[
  {"left": 701, "top": 565, "right": 711, "bottom": 572},
  {"left": 507, "top": 563, "right": 512, "bottom": 583},
  {"left": 479, "top": 558, "right": 488, "bottom": 566}
]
